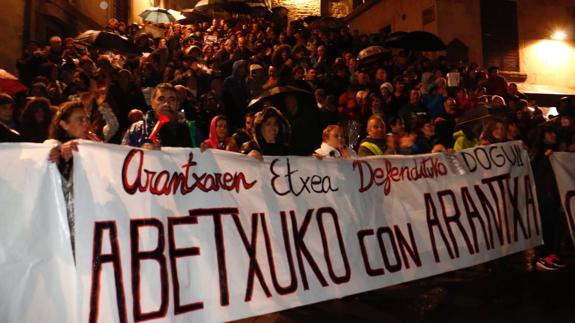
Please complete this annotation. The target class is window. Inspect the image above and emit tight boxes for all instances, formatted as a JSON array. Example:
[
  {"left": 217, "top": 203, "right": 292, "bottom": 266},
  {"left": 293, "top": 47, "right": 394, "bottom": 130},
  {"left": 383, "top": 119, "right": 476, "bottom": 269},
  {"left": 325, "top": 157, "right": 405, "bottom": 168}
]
[{"left": 480, "top": 0, "right": 519, "bottom": 71}]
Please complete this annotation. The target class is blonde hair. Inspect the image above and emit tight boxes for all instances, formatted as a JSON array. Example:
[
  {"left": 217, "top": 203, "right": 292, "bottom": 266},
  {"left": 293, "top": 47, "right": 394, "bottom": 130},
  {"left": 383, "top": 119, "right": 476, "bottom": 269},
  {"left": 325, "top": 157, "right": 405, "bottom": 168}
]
[{"left": 322, "top": 124, "right": 341, "bottom": 142}]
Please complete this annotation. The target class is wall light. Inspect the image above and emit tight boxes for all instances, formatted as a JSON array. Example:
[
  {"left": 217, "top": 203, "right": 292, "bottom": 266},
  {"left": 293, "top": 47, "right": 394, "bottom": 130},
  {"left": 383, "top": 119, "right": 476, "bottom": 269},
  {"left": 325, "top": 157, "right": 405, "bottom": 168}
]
[{"left": 551, "top": 30, "right": 567, "bottom": 41}]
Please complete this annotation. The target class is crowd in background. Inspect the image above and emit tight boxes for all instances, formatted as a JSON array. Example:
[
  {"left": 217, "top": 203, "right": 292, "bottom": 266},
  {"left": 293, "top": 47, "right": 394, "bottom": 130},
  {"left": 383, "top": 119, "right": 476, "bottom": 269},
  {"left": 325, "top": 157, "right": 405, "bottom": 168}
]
[{"left": 1, "top": 13, "right": 574, "bottom": 270}]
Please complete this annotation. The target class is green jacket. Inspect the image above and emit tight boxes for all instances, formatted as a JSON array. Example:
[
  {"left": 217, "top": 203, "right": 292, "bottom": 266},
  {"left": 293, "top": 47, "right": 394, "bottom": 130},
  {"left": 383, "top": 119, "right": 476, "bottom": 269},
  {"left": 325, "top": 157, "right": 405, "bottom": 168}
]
[{"left": 453, "top": 130, "right": 477, "bottom": 152}]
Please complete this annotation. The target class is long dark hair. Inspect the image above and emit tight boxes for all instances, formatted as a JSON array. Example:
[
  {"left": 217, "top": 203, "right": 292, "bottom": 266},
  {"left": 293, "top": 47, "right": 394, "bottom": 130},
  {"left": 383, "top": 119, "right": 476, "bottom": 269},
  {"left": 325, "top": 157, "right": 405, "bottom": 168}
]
[
  {"left": 19, "top": 97, "right": 54, "bottom": 142},
  {"left": 48, "top": 101, "right": 84, "bottom": 142}
]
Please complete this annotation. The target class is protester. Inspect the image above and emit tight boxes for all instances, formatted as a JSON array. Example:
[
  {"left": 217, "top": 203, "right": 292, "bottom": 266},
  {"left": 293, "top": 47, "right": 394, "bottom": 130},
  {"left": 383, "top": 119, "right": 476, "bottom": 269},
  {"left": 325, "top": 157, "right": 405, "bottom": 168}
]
[
  {"left": 484, "top": 66, "right": 508, "bottom": 97},
  {"left": 358, "top": 115, "right": 390, "bottom": 156},
  {"left": 479, "top": 118, "right": 507, "bottom": 145},
  {"left": 226, "top": 130, "right": 251, "bottom": 153},
  {"left": 45, "top": 100, "right": 102, "bottom": 256},
  {"left": 530, "top": 125, "right": 568, "bottom": 270},
  {"left": 242, "top": 106, "right": 291, "bottom": 159},
  {"left": 314, "top": 124, "right": 356, "bottom": 159},
  {"left": 122, "top": 83, "right": 200, "bottom": 148},
  {"left": 3, "top": 6, "right": 573, "bottom": 274},
  {"left": 46, "top": 101, "right": 100, "bottom": 164},
  {"left": 201, "top": 115, "right": 230, "bottom": 150},
  {"left": 433, "top": 97, "right": 458, "bottom": 148},
  {"left": 0, "top": 93, "right": 18, "bottom": 131},
  {"left": 398, "top": 88, "right": 426, "bottom": 132},
  {"left": 18, "top": 96, "right": 54, "bottom": 142},
  {"left": 407, "top": 115, "right": 444, "bottom": 154},
  {"left": 453, "top": 122, "right": 481, "bottom": 152}
]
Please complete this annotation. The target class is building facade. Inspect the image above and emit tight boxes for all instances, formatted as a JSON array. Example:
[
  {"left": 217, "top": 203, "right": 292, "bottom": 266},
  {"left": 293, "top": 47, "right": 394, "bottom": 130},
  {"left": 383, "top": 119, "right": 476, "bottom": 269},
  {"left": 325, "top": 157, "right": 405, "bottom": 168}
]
[
  {"left": 0, "top": 0, "right": 127, "bottom": 74},
  {"left": 347, "top": 0, "right": 575, "bottom": 90}
]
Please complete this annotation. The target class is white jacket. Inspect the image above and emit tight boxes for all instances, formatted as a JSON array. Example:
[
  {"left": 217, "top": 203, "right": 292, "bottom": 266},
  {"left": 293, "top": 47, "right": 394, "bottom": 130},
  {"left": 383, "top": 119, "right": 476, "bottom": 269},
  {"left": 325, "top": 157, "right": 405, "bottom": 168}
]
[{"left": 314, "top": 142, "right": 357, "bottom": 159}]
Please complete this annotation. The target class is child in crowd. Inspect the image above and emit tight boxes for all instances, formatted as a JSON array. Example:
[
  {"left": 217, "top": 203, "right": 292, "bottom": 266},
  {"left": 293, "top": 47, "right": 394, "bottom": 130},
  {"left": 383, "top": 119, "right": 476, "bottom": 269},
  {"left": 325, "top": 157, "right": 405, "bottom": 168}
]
[{"left": 314, "top": 124, "right": 356, "bottom": 159}]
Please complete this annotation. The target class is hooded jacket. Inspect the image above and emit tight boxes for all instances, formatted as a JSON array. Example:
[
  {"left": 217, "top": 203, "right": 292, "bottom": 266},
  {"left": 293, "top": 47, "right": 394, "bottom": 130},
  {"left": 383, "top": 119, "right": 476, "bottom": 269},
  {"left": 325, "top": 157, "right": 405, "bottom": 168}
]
[
  {"left": 223, "top": 60, "right": 249, "bottom": 130},
  {"left": 202, "top": 115, "right": 230, "bottom": 149},
  {"left": 242, "top": 106, "right": 291, "bottom": 156},
  {"left": 453, "top": 130, "right": 478, "bottom": 152}
]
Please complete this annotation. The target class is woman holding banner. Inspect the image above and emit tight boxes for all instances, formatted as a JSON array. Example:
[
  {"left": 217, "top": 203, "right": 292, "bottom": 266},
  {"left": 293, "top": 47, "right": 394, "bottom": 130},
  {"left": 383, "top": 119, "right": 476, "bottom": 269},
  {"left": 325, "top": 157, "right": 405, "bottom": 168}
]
[
  {"left": 45, "top": 100, "right": 102, "bottom": 256},
  {"left": 241, "top": 106, "right": 291, "bottom": 159},
  {"left": 201, "top": 115, "right": 230, "bottom": 150}
]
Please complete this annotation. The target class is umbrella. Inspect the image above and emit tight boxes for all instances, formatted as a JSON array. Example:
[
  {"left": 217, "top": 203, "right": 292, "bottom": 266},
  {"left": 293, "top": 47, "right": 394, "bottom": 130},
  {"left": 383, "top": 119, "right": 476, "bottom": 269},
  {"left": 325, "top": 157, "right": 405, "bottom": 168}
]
[
  {"left": 0, "top": 69, "right": 27, "bottom": 96},
  {"left": 357, "top": 45, "right": 390, "bottom": 66},
  {"left": 248, "top": 85, "right": 314, "bottom": 111},
  {"left": 222, "top": 2, "right": 255, "bottom": 14},
  {"left": 179, "top": 9, "right": 213, "bottom": 24},
  {"left": 384, "top": 31, "right": 446, "bottom": 51},
  {"left": 139, "top": 7, "right": 179, "bottom": 23},
  {"left": 303, "top": 15, "right": 321, "bottom": 24},
  {"left": 168, "top": 9, "right": 187, "bottom": 21},
  {"left": 271, "top": 6, "right": 288, "bottom": 16},
  {"left": 306, "top": 17, "right": 345, "bottom": 31},
  {"left": 384, "top": 31, "right": 408, "bottom": 42},
  {"left": 194, "top": 0, "right": 254, "bottom": 16},
  {"left": 74, "top": 30, "right": 140, "bottom": 54},
  {"left": 250, "top": 5, "right": 272, "bottom": 17}
]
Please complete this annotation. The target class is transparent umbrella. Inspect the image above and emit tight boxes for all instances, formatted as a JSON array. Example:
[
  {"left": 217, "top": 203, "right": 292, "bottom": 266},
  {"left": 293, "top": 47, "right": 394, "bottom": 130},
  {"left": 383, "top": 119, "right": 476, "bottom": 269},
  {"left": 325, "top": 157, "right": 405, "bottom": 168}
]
[{"left": 139, "top": 7, "right": 180, "bottom": 24}]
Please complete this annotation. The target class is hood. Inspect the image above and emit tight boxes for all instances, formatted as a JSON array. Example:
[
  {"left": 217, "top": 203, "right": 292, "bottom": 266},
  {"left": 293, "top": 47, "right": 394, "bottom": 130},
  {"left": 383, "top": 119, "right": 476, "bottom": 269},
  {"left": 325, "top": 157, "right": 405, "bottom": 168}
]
[
  {"left": 207, "top": 115, "right": 229, "bottom": 149},
  {"left": 253, "top": 106, "right": 291, "bottom": 148},
  {"left": 232, "top": 59, "right": 248, "bottom": 78}
]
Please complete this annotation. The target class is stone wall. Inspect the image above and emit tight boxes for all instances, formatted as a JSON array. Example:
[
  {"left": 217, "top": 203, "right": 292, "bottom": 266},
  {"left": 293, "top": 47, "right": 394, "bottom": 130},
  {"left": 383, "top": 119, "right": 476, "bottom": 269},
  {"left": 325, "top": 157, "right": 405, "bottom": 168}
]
[
  {"left": 348, "top": 0, "right": 438, "bottom": 35},
  {"left": 0, "top": 0, "right": 25, "bottom": 74},
  {"left": 436, "top": 0, "right": 482, "bottom": 65},
  {"left": 76, "top": 0, "right": 114, "bottom": 27}
]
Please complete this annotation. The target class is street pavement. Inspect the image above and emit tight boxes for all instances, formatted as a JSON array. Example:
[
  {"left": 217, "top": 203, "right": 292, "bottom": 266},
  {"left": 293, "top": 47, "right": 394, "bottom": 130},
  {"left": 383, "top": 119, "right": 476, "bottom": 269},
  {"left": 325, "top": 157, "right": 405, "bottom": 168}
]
[{"left": 236, "top": 248, "right": 575, "bottom": 322}]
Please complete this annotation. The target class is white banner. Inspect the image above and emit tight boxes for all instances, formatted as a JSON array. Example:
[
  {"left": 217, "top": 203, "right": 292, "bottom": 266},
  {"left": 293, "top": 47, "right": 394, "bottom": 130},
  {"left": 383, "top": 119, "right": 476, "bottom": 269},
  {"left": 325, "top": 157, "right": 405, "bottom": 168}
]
[
  {"left": 72, "top": 140, "right": 542, "bottom": 322},
  {"left": 550, "top": 152, "right": 575, "bottom": 243},
  {"left": 0, "top": 143, "right": 76, "bottom": 323}
]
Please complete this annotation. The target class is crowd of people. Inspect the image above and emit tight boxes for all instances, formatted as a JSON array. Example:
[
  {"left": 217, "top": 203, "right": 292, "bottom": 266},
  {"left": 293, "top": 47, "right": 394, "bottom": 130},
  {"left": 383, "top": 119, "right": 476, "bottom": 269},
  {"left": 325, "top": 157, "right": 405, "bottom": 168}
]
[{"left": 1, "top": 13, "right": 574, "bottom": 270}]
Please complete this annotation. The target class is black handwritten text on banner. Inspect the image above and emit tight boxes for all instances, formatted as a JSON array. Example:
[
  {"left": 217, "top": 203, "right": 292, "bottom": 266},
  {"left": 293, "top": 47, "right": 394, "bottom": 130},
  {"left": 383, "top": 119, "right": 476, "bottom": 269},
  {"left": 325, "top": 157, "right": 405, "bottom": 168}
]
[{"left": 72, "top": 141, "right": 541, "bottom": 323}]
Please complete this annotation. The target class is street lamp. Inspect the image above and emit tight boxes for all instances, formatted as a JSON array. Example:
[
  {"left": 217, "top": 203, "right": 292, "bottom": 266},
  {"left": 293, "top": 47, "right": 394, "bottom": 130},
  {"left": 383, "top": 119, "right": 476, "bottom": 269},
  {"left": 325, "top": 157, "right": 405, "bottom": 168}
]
[{"left": 551, "top": 30, "right": 567, "bottom": 41}]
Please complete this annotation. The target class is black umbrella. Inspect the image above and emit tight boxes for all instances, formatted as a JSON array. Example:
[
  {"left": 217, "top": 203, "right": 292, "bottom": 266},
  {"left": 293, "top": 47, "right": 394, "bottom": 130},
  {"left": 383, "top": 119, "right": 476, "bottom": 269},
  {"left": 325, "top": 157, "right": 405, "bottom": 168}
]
[
  {"left": 384, "top": 31, "right": 446, "bottom": 51},
  {"left": 306, "top": 17, "right": 345, "bottom": 31},
  {"left": 271, "top": 6, "right": 288, "bottom": 16},
  {"left": 384, "top": 31, "right": 408, "bottom": 43},
  {"left": 74, "top": 30, "right": 140, "bottom": 54},
  {"left": 302, "top": 15, "right": 321, "bottom": 24},
  {"left": 225, "top": 2, "right": 255, "bottom": 14},
  {"left": 248, "top": 85, "right": 314, "bottom": 111},
  {"left": 179, "top": 9, "right": 212, "bottom": 24},
  {"left": 251, "top": 5, "right": 272, "bottom": 18},
  {"left": 194, "top": 0, "right": 254, "bottom": 16}
]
